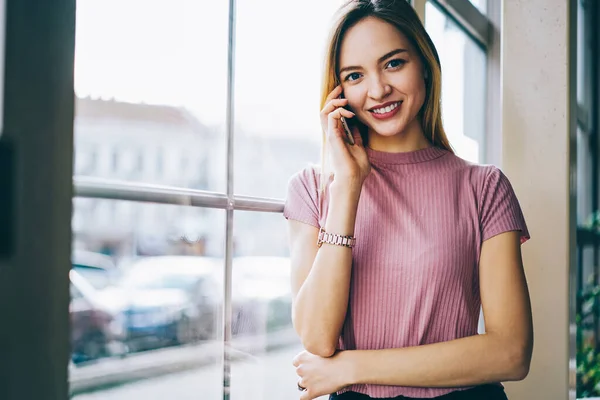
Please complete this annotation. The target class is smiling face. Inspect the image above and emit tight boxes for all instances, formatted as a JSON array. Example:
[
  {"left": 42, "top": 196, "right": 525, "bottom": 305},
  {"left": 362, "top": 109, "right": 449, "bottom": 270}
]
[{"left": 338, "top": 16, "right": 428, "bottom": 148}]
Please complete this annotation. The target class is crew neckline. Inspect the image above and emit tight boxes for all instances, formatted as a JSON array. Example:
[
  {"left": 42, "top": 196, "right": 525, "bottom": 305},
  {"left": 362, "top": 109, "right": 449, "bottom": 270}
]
[{"left": 365, "top": 145, "right": 448, "bottom": 165}]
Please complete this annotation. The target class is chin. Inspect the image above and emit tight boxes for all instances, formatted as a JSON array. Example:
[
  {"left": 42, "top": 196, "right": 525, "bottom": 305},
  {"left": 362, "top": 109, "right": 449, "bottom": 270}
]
[{"left": 371, "top": 122, "right": 407, "bottom": 137}]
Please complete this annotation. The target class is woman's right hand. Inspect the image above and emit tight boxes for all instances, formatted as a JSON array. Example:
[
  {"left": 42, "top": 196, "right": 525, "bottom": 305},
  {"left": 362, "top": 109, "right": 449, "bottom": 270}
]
[{"left": 320, "top": 85, "right": 371, "bottom": 188}]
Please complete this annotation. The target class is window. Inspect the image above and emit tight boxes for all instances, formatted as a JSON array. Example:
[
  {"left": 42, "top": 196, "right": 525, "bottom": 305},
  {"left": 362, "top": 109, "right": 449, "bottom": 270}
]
[
  {"left": 574, "top": 1, "right": 600, "bottom": 396},
  {"left": 577, "top": 0, "right": 588, "bottom": 107},
  {"left": 71, "top": 0, "right": 230, "bottom": 392},
  {"left": 70, "top": 284, "right": 83, "bottom": 301},
  {"left": 230, "top": 211, "right": 298, "bottom": 397},
  {"left": 231, "top": 0, "right": 340, "bottom": 198},
  {"left": 71, "top": 0, "right": 493, "bottom": 398},
  {"left": 73, "top": 0, "right": 228, "bottom": 192},
  {"left": 155, "top": 151, "right": 163, "bottom": 179},
  {"left": 72, "top": 265, "right": 113, "bottom": 291},
  {"left": 135, "top": 152, "right": 144, "bottom": 175},
  {"left": 425, "top": 1, "right": 487, "bottom": 163},
  {"left": 111, "top": 150, "right": 119, "bottom": 173}
]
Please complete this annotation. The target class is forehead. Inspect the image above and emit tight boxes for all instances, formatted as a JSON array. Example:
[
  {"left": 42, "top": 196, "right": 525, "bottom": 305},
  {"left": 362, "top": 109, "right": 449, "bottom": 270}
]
[{"left": 339, "top": 16, "right": 413, "bottom": 65}]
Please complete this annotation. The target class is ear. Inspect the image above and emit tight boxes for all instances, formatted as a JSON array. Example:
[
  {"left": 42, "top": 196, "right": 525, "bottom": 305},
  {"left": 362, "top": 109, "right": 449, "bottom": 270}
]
[{"left": 423, "top": 69, "right": 429, "bottom": 80}]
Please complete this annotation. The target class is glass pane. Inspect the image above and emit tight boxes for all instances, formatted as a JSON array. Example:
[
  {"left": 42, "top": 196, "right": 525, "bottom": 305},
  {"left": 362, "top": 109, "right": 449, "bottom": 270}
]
[
  {"left": 577, "top": 0, "right": 585, "bottom": 107},
  {"left": 69, "top": 200, "right": 225, "bottom": 400},
  {"left": 74, "top": 0, "right": 228, "bottom": 192},
  {"left": 576, "top": 127, "right": 592, "bottom": 225},
  {"left": 229, "top": 210, "right": 315, "bottom": 399},
  {"left": 425, "top": 2, "right": 487, "bottom": 163},
  {"left": 231, "top": 0, "right": 343, "bottom": 198}
]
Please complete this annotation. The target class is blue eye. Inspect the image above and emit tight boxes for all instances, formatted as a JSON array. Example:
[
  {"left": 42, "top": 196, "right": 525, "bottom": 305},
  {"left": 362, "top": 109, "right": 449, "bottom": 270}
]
[
  {"left": 344, "top": 72, "right": 361, "bottom": 82},
  {"left": 387, "top": 59, "right": 406, "bottom": 69}
]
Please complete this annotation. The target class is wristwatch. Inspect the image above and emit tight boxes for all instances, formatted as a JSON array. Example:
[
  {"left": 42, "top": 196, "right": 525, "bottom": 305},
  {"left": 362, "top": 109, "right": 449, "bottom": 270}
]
[{"left": 317, "top": 227, "right": 356, "bottom": 248}]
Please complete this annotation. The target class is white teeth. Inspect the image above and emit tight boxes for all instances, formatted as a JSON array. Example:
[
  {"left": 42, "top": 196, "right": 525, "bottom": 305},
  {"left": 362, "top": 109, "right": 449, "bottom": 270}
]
[{"left": 372, "top": 102, "right": 399, "bottom": 114}]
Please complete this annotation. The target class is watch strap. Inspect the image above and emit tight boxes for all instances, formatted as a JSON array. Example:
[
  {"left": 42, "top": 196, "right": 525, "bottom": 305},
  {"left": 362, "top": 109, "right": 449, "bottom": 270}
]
[{"left": 317, "top": 227, "right": 356, "bottom": 248}]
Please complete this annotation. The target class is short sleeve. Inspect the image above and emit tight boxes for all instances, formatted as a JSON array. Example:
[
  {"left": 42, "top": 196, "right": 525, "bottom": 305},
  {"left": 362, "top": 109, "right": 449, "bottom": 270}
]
[
  {"left": 283, "top": 166, "right": 321, "bottom": 228},
  {"left": 480, "top": 166, "right": 530, "bottom": 244}
]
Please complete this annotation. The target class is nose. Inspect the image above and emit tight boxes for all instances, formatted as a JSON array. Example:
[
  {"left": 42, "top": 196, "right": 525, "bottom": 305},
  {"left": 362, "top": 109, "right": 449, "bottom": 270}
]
[{"left": 367, "top": 73, "right": 392, "bottom": 101}]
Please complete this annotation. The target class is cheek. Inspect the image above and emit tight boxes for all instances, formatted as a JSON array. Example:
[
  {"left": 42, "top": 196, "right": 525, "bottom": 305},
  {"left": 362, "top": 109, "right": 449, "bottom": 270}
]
[
  {"left": 395, "top": 71, "right": 424, "bottom": 94},
  {"left": 344, "top": 91, "right": 366, "bottom": 114},
  {"left": 414, "top": 82, "right": 427, "bottom": 108},
  {"left": 399, "top": 75, "right": 426, "bottom": 109}
]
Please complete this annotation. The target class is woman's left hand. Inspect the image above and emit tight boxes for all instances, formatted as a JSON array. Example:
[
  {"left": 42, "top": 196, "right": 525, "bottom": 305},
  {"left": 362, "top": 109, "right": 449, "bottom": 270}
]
[{"left": 293, "top": 350, "right": 354, "bottom": 400}]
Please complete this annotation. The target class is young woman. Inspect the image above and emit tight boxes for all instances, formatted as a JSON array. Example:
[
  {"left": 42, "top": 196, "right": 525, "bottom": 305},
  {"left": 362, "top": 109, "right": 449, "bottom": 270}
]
[{"left": 283, "top": 1, "right": 533, "bottom": 399}]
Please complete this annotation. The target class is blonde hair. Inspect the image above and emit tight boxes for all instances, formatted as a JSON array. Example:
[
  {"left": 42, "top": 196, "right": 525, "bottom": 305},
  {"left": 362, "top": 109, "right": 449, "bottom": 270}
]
[{"left": 319, "top": 0, "right": 453, "bottom": 191}]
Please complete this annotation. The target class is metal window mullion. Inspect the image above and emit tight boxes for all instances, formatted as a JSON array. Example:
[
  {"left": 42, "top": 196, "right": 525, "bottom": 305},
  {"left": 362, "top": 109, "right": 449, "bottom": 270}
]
[
  {"left": 570, "top": 0, "right": 581, "bottom": 392},
  {"left": 73, "top": 176, "right": 229, "bottom": 207},
  {"left": 73, "top": 177, "right": 286, "bottom": 212},
  {"left": 578, "top": 102, "right": 590, "bottom": 133},
  {"left": 235, "top": 194, "right": 285, "bottom": 212},
  {"left": 223, "top": 0, "right": 236, "bottom": 399}
]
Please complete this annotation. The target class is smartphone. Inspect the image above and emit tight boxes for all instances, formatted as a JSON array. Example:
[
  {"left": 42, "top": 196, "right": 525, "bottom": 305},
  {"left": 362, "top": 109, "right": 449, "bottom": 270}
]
[{"left": 339, "top": 94, "right": 355, "bottom": 146}]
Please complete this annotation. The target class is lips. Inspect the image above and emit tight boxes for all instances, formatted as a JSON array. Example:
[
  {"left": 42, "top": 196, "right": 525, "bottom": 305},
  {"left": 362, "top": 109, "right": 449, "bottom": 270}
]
[
  {"left": 369, "top": 101, "right": 401, "bottom": 113},
  {"left": 369, "top": 101, "right": 402, "bottom": 120}
]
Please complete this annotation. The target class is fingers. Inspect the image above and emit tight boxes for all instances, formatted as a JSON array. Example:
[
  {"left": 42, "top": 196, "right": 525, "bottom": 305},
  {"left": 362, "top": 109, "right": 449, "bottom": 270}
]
[
  {"left": 351, "top": 124, "right": 363, "bottom": 147},
  {"left": 328, "top": 108, "right": 354, "bottom": 137},
  {"left": 297, "top": 377, "right": 305, "bottom": 388},
  {"left": 321, "top": 85, "right": 352, "bottom": 136},
  {"left": 292, "top": 350, "right": 308, "bottom": 367},
  {"left": 297, "top": 379, "right": 314, "bottom": 400},
  {"left": 299, "top": 390, "right": 312, "bottom": 400},
  {"left": 321, "top": 98, "right": 349, "bottom": 116},
  {"left": 296, "top": 369, "right": 309, "bottom": 399},
  {"left": 325, "top": 84, "right": 343, "bottom": 103},
  {"left": 322, "top": 84, "right": 346, "bottom": 115},
  {"left": 328, "top": 107, "right": 355, "bottom": 124}
]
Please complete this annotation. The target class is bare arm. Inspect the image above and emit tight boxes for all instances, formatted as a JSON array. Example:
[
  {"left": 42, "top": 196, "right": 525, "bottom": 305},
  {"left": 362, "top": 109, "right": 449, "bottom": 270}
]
[
  {"left": 339, "top": 231, "right": 533, "bottom": 386},
  {"left": 290, "top": 83, "right": 371, "bottom": 358},
  {"left": 289, "top": 181, "right": 362, "bottom": 357}
]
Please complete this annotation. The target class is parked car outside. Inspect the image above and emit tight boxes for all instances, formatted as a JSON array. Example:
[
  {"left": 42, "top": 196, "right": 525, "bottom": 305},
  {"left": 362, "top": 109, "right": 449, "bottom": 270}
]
[
  {"left": 232, "top": 256, "right": 292, "bottom": 335},
  {"left": 70, "top": 269, "right": 127, "bottom": 364},
  {"left": 71, "top": 249, "right": 128, "bottom": 319},
  {"left": 72, "top": 250, "right": 120, "bottom": 291},
  {"left": 117, "top": 256, "right": 224, "bottom": 351}
]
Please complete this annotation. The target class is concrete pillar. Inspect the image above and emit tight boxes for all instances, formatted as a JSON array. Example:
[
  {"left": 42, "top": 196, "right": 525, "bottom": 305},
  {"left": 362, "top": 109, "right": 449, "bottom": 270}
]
[{"left": 500, "top": 0, "right": 575, "bottom": 399}]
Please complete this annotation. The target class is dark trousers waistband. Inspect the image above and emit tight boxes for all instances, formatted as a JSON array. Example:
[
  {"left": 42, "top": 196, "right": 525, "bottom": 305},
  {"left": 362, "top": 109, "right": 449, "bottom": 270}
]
[{"left": 329, "top": 384, "right": 508, "bottom": 400}]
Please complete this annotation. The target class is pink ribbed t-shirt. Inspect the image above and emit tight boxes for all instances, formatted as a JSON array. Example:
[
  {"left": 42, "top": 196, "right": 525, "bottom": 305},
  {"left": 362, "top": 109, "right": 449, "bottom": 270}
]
[{"left": 283, "top": 146, "right": 530, "bottom": 399}]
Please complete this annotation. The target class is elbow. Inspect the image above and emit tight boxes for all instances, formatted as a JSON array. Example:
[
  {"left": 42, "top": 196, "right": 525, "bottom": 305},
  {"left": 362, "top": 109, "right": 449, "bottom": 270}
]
[
  {"left": 504, "top": 343, "right": 532, "bottom": 381},
  {"left": 295, "top": 326, "right": 337, "bottom": 358},
  {"left": 292, "top": 312, "right": 338, "bottom": 358},
  {"left": 303, "top": 340, "right": 337, "bottom": 358},
  {"left": 506, "top": 358, "right": 530, "bottom": 381}
]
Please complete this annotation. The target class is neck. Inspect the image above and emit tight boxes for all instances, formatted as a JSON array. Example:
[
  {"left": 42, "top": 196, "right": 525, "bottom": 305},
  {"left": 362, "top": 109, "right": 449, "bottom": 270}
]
[{"left": 367, "top": 117, "right": 431, "bottom": 153}]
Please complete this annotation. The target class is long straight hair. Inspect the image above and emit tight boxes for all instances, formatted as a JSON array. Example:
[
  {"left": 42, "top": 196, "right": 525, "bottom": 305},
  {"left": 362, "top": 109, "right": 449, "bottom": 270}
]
[{"left": 319, "top": 0, "right": 453, "bottom": 191}]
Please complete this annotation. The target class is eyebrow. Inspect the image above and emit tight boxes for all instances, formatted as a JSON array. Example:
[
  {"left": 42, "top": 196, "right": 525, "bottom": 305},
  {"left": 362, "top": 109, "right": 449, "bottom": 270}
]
[{"left": 339, "top": 48, "right": 408, "bottom": 75}]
